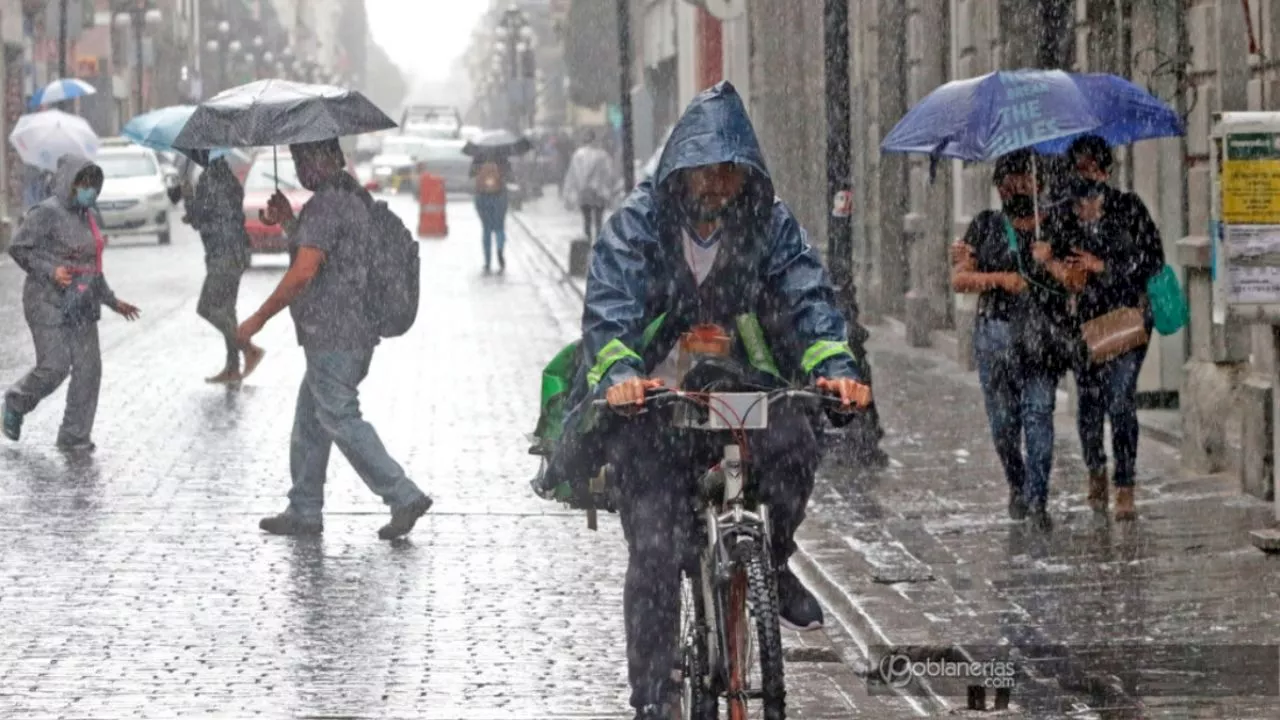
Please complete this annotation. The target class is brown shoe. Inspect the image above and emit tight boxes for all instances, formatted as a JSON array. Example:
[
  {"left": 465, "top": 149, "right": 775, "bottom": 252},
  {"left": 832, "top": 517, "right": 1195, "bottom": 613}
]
[
  {"left": 1087, "top": 470, "right": 1109, "bottom": 512},
  {"left": 1115, "top": 487, "right": 1136, "bottom": 521}
]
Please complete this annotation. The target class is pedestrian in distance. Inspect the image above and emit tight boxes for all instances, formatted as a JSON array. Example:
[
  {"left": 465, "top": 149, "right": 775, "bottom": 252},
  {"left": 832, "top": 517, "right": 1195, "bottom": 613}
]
[
  {"left": 470, "top": 152, "right": 511, "bottom": 274},
  {"left": 561, "top": 129, "right": 617, "bottom": 242},
  {"left": 238, "top": 138, "right": 432, "bottom": 541},
  {"left": 21, "top": 162, "right": 54, "bottom": 213},
  {"left": 187, "top": 155, "right": 264, "bottom": 384},
  {"left": 1059, "top": 135, "right": 1167, "bottom": 521},
  {"left": 950, "top": 149, "right": 1086, "bottom": 531},
  {"left": 2, "top": 156, "right": 141, "bottom": 452}
]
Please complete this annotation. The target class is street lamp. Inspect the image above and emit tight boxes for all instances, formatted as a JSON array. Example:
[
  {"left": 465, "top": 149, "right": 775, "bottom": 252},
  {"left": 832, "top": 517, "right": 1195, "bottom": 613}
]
[
  {"left": 493, "top": 6, "right": 535, "bottom": 132},
  {"left": 113, "top": 1, "right": 164, "bottom": 115},
  {"left": 207, "top": 20, "right": 232, "bottom": 94}
]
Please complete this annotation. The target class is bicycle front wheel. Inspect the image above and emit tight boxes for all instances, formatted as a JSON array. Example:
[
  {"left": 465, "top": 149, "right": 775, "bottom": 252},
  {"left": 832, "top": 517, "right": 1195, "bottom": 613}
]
[{"left": 724, "top": 540, "right": 786, "bottom": 720}]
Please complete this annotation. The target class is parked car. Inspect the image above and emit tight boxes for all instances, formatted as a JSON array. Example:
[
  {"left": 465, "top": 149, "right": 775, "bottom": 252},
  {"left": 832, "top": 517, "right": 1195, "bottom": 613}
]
[
  {"left": 366, "top": 151, "right": 419, "bottom": 194},
  {"left": 94, "top": 143, "right": 173, "bottom": 244},
  {"left": 419, "top": 137, "right": 472, "bottom": 194},
  {"left": 241, "top": 149, "right": 311, "bottom": 255},
  {"left": 354, "top": 131, "right": 387, "bottom": 164},
  {"left": 153, "top": 150, "right": 183, "bottom": 204},
  {"left": 379, "top": 135, "right": 430, "bottom": 162}
]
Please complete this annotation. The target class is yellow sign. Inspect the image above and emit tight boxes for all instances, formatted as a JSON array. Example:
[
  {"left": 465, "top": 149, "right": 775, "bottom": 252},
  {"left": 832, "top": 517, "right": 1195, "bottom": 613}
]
[{"left": 1223, "top": 133, "right": 1280, "bottom": 224}]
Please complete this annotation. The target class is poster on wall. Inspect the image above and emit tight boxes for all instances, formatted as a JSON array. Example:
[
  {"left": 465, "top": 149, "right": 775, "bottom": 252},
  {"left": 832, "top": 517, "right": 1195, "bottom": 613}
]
[{"left": 1218, "top": 126, "right": 1280, "bottom": 312}]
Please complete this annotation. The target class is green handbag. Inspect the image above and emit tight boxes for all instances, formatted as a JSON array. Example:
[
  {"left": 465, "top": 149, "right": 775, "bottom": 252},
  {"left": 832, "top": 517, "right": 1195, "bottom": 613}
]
[{"left": 1146, "top": 264, "right": 1187, "bottom": 336}]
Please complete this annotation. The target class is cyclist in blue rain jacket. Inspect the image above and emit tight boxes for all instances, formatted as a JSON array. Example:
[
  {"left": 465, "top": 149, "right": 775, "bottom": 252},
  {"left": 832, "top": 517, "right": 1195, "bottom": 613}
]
[{"left": 541, "top": 81, "right": 873, "bottom": 719}]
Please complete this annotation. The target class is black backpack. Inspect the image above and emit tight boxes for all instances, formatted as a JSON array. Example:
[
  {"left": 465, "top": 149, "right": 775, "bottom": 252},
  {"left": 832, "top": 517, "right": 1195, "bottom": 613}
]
[{"left": 362, "top": 197, "right": 420, "bottom": 338}]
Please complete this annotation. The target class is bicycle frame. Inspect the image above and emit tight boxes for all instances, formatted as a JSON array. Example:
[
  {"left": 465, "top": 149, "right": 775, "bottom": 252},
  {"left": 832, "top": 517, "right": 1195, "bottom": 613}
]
[
  {"left": 602, "top": 385, "right": 863, "bottom": 719},
  {"left": 682, "top": 394, "right": 778, "bottom": 719}
]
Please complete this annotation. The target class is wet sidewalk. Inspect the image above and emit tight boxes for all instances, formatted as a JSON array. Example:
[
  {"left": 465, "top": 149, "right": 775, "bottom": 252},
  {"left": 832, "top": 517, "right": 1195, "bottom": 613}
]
[
  {"left": 519, "top": 195, "right": 1280, "bottom": 718},
  {"left": 796, "top": 316, "right": 1280, "bottom": 718}
]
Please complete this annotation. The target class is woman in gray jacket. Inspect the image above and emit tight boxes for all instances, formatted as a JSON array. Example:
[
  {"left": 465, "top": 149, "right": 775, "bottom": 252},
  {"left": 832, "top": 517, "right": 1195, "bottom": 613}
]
[{"left": 2, "top": 156, "right": 140, "bottom": 451}]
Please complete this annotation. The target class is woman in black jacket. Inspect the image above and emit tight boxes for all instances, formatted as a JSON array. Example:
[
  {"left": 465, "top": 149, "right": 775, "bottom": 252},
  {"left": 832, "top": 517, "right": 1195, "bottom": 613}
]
[
  {"left": 1061, "top": 136, "right": 1165, "bottom": 520},
  {"left": 951, "top": 149, "right": 1085, "bottom": 530},
  {"left": 188, "top": 157, "right": 263, "bottom": 383}
]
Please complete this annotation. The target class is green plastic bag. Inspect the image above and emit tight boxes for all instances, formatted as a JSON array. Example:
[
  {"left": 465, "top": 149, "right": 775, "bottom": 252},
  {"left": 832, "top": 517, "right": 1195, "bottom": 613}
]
[
  {"left": 531, "top": 339, "right": 581, "bottom": 455},
  {"left": 1147, "top": 264, "right": 1187, "bottom": 336}
]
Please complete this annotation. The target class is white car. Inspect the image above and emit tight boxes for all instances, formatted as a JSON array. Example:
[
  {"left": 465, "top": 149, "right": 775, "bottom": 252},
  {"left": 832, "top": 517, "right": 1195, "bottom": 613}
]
[
  {"left": 367, "top": 152, "right": 420, "bottom": 194},
  {"left": 95, "top": 145, "right": 173, "bottom": 244}
]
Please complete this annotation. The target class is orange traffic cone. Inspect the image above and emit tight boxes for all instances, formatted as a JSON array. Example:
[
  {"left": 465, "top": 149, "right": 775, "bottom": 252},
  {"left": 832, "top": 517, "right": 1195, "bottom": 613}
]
[{"left": 417, "top": 173, "right": 447, "bottom": 238}]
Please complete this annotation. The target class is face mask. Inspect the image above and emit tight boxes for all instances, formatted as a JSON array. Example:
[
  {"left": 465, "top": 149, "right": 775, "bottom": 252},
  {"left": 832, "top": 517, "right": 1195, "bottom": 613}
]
[
  {"left": 1072, "top": 178, "right": 1107, "bottom": 199},
  {"left": 1003, "top": 193, "right": 1036, "bottom": 219},
  {"left": 75, "top": 187, "right": 97, "bottom": 207},
  {"left": 680, "top": 192, "right": 735, "bottom": 225}
]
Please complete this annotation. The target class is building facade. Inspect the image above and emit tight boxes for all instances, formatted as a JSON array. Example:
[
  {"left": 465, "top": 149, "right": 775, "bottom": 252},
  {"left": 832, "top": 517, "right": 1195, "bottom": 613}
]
[{"left": 556, "top": 0, "right": 1280, "bottom": 496}]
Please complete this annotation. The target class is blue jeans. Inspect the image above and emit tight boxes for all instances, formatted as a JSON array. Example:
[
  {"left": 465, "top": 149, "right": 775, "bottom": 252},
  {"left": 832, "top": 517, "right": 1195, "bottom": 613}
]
[
  {"left": 1075, "top": 345, "right": 1147, "bottom": 487},
  {"left": 474, "top": 193, "right": 508, "bottom": 267},
  {"left": 286, "top": 348, "right": 426, "bottom": 520},
  {"left": 974, "top": 317, "right": 1060, "bottom": 507}
]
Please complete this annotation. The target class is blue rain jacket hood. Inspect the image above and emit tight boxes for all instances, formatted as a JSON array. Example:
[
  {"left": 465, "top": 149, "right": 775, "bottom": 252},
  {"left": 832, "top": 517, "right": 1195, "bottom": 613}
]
[{"left": 575, "top": 81, "right": 860, "bottom": 402}]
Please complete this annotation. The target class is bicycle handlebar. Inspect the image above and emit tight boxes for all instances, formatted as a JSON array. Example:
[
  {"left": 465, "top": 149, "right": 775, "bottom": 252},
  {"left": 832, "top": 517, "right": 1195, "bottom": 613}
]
[{"left": 593, "top": 385, "right": 870, "bottom": 413}]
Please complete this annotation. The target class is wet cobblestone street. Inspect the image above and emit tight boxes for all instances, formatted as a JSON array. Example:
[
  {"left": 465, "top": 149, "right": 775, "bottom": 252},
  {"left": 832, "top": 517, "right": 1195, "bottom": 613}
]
[{"left": 0, "top": 199, "right": 898, "bottom": 719}]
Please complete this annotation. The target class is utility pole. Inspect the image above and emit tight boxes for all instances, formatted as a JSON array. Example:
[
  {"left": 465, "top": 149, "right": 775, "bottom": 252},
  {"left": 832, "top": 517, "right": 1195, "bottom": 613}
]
[
  {"left": 823, "top": 0, "right": 852, "bottom": 303},
  {"left": 616, "top": 0, "right": 634, "bottom": 192},
  {"left": 134, "top": 11, "right": 145, "bottom": 113},
  {"left": 58, "top": 0, "right": 68, "bottom": 78}
]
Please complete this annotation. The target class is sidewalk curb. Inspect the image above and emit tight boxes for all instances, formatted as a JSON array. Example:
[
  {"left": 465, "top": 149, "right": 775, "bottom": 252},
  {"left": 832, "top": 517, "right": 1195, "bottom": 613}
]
[{"left": 512, "top": 211, "right": 585, "bottom": 300}]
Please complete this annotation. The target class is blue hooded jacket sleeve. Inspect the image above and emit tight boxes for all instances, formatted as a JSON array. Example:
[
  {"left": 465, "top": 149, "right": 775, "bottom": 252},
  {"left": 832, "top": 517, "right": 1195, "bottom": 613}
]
[
  {"left": 580, "top": 179, "right": 659, "bottom": 390},
  {"left": 763, "top": 201, "right": 861, "bottom": 381}
]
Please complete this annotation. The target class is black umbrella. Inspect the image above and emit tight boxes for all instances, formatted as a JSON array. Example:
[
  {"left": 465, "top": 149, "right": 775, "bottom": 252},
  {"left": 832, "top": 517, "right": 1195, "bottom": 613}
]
[
  {"left": 462, "top": 129, "right": 533, "bottom": 159},
  {"left": 173, "top": 79, "right": 396, "bottom": 190},
  {"left": 173, "top": 79, "right": 396, "bottom": 150}
]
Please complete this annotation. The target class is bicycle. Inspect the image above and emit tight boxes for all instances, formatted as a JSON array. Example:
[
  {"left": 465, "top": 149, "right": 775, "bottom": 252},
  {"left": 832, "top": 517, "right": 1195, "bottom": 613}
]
[{"left": 599, "top": 383, "right": 869, "bottom": 720}]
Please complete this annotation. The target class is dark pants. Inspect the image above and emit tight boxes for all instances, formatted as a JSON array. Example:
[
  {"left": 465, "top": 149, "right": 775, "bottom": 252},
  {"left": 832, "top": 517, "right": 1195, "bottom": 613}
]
[
  {"left": 474, "top": 192, "right": 508, "bottom": 268},
  {"left": 581, "top": 204, "right": 604, "bottom": 241},
  {"left": 5, "top": 322, "right": 101, "bottom": 444},
  {"left": 1076, "top": 345, "right": 1148, "bottom": 487},
  {"left": 606, "top": 405, "right": 819, "bottom": 710},
  {"left": 974, "top": 316, "right": 1060, "bottom": 506},
  {"left": 197, "top": 267, "right": 243, "bottom": 372}
]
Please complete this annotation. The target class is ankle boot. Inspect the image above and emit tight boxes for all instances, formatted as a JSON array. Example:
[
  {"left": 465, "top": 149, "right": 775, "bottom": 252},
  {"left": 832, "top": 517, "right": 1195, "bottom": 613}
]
[
  {"left": 1114, "top": 487, "right": 1136, "bottom": 521},
  {"left": 1087, "top": 470, "right": 1109, "bottom": 512}
]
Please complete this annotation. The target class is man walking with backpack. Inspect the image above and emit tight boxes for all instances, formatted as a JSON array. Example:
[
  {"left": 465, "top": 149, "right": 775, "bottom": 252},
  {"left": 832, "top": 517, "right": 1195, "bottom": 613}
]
[{"left": 237, "top": 138, "right": 431, "bottom": 540}]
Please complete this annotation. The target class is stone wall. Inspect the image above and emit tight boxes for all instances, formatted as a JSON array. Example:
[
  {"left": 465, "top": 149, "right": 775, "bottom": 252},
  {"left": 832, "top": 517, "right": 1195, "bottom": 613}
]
[{"left": 744, "top": 0, "right": 828, "bottom": 254}]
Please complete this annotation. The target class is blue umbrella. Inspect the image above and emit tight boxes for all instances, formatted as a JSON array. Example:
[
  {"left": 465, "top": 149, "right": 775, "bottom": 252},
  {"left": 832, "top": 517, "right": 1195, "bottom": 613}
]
[
  {"left": 122, "top": 105, "right": 228, "bottom": 165},
  {"left": 28, "top": 78, "right": 96, "bottom": 109},
  {"left": 1029, "top": 73, "right": 1184, "bottom": 154},
  {"left": 881, "top": 69, "right": 1182, "bottom": 163}
]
